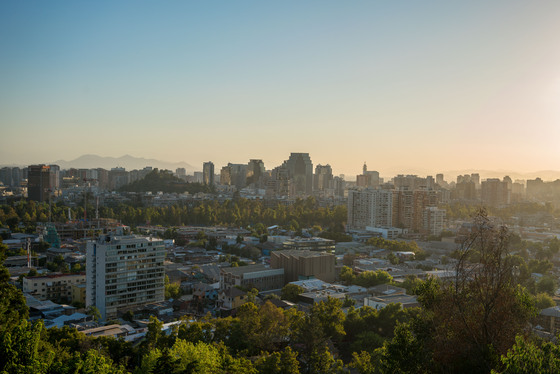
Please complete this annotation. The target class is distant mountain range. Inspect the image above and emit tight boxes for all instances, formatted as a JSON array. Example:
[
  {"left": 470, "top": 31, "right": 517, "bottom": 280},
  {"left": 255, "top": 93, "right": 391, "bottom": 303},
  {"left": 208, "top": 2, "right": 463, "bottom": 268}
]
[{"left": 48, "top": 154, "right": 197, "bottom": 173}]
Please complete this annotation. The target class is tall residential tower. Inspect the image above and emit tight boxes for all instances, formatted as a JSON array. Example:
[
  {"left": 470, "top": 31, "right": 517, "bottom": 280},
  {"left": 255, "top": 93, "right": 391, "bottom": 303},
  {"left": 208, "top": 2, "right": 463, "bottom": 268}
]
[
  {"left": 203, "top": 162, "right": 214, "bottom": 186},
  {"left": 86, "top": 230, "right": 165, "bottom": 321}
]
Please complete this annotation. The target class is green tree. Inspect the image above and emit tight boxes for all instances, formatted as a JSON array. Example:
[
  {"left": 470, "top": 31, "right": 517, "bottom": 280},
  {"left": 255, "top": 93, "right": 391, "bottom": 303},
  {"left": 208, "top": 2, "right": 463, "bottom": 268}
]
[
  {"left": 122, "top": 310, "right": 135, "bottom": 323},
  {"left": 281, "top": 283, "right": 305, "bottom": 303},
  {"left": 68, "top": 350, "right": 127, "bottom": 374},
  {"left": 165, "top": 275, "right": 182, "bottom": 300},
  {"left": 340, "top": 266, "right": 355, "bottom": 285},
  {"left": 0, "top": 247, "right": 28, "bottom": 332},
  {"left": 534, "top": 293, "right": 555, "bottom": 310},
  {"left": 307, "top": 345, "right": 346, "bottom": 374},
  {"left": 351, "top": 351, "right": 378, "bottom": 374},
  {"left": 255, "top": 346, "right": 300, "bottom": 374},
  {"left": 87, "top": 305, "right": 101, "bottom": 323},
  {"left": 150, "top": 348, "right": 178, "bottom": 374},
  {"left": 145, "top": 316, "right": 165, "bottom": 351},
  {"left": 376, "top": 322, "right": 430, "bottom": 374},
  {"left": 536, "top": 276, "right": 557, "bottom": 296},
  {"left": 310, "top": 297, "right": 346, "bottom": 342},
  {"left": 425, "top": 210, "right": 536, "bottom": 373},
  {"left": 496, "top": 335, "right": 560, "bottom": 374},
  {"left": 0, "top": 320, "right": 53, "bottom": 374}
]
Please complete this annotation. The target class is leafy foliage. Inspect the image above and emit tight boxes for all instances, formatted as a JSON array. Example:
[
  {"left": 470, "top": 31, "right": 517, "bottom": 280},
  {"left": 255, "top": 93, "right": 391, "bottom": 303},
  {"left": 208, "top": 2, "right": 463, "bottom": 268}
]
[{"left": 118, "top": 169, "right": 211, "bottom": 194}]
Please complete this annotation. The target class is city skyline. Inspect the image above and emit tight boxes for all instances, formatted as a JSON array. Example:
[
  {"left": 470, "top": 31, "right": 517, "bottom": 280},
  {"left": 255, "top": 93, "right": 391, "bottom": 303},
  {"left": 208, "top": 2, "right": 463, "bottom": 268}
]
[
  {"left": 2, "top": 2, "right": 560, "bottom": 176},
  {"left": 6, "top": 151, "right": 560, "bottom": 181}
]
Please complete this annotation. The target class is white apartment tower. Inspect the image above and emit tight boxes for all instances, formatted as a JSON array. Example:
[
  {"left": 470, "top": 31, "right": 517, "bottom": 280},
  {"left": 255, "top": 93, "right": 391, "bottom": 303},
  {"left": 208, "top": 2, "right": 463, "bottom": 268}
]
[
  {"left": 347, "top": 188, "right": 394, "bottom": 230},
  {"left": 423, "top": 207, "right": 446, "bottom": 236},
  {"left": 86, "top": 231, "right": 165, "bottom": 321}
]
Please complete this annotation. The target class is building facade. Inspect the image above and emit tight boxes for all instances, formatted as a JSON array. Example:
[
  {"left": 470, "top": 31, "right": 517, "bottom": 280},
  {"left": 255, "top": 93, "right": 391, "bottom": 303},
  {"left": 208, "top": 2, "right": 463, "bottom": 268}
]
[
  {"left": 28, "top": 164, "right": 52, "bottom": 202},
  {"left": 284, "top": 153, "right": 313, "bottom": 195},
  {"left": 23, "top": 273, "right": 86, "bottom": 303},
  {"left": 271, "top": 250, "right": 335, "bottom": 283},
  {"left": 347, "top": 188, "right": 394, "bottom": 230},
  {"left": 481, "top": 178, "right": 511, "bottom": 207},
  {"left": 86, "top": 232, "right": 165, "bottom": 320},
  {"left": 246, "top": 159, "right": 265, "bottom": 187},
  {"left": 220, "top": 264, "right": 284, "bottom": 291},
  {"left": 422, "top": 207, "right": 446, "bottom": 236},
  {"left": 282, "top": 237, "right": 335, "bottom": 252},
  {"left": 314, "top": 164, "right": 333, "bottom": 191},
  {"left": 203, "top": 162, "right": 214, "bottom": 186}
]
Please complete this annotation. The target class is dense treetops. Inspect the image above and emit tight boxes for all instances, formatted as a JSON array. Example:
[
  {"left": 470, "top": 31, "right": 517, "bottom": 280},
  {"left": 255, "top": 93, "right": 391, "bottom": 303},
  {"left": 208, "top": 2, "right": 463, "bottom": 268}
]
[
  {"left": 118, "top": 169, "right": 211, "bottom": 194},
  {"left": 0, "top": 197, "right": 348, "bottom": 233},
  {"left": 366, "top": 237, "right": 428, "bottom": 260}
]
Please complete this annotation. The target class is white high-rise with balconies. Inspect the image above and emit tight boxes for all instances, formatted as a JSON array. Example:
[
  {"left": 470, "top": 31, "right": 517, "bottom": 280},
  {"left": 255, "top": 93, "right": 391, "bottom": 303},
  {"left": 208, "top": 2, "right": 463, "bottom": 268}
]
[
  {"left": 86, "top": 229, "right": 165, "bottom": 321},
  {"left": 347, "top": 188, "right": 394, "bottom": 230}
]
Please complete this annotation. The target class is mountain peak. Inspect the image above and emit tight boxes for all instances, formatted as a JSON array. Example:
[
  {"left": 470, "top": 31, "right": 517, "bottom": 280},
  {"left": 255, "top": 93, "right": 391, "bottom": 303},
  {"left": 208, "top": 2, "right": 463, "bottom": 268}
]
[{"left": 50, "top": 154, "right": 196, "bottom": 172}]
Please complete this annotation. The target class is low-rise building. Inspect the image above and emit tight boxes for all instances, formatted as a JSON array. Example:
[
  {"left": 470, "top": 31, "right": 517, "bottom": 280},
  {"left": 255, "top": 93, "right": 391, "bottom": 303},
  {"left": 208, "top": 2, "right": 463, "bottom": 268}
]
[
  {"left": 369, "top": 284, "right": 406, "bottom": 297},
  {"left": 364, "top": 294, "right": 419, "bottom": 310},
  {"left": 218, "top": 287, "right": 248, "bottom": 310},
  {"left": 220, "top": 264, "right": 284, "bottom": 291},
  {"left": 271, "top": 250, "right": 336, "bottom": 283},
  {"left": 71, "top": 283, "right": 87, "bottom": 305},
  {"left": 365, "top": 227, "right": 400, "bottom": 240},
  {"left": 282, "top": 237, "right": 335, "bottom": 252},
  {"left": 81, "top": 324, "right": 136, "bottom": 339},
  {"left": 538, "top": 306, "right": 560, "bottom": 335},
  {"left": 23, "top": 273, "right": 86, "bottom": 302}
]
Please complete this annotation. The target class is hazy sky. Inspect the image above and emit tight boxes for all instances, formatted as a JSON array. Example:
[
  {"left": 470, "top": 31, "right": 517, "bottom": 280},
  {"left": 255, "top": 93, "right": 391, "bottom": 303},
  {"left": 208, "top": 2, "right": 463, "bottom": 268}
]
[{"left": 1, "top": 1, "right": 560, "bottom": 177}]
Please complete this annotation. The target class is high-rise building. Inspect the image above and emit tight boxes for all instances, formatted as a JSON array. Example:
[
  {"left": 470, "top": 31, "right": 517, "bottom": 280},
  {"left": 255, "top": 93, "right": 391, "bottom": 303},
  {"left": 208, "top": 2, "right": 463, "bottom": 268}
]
[
  {"left": 347, "top": 188, "right": 394, "bottom": 230},
  {"left": 453, "top": 181, "right": 477, "bottom": 201},
  {"left": 28, "top": 164, "right": 52, "bottom": 202},
  {"left": 511, "top": 182, "right": 525, "bottom": 202},
  {"left": 0, "top": 167, "right": 13, "bottom": 187},
  {"left": 526, "top": 177, "right": 544, "bottom": 199},
  {"left": 220, "top": 165, "right": 232, "bottom": 186},
  {"left": 96, "top": 168, "right": 109, "bottom": 190},
  {"left": 193, "top": 171, "right": 203, "bottom": 183},
  {"left": 357, "top": 163, "right": 380, "bottom": 188},
  {"left": 203, "top": 162, "right": 214, "bottom": 185},
  {"left": 426, "top": 176, "right": 435, "bottom": 189},
  {"left": 423, "top": 207, "right": 446, "bottom": 236},
  {"left": 246, "top": 159, "right": 265, "bottom": 187},
  {"left": 49, "top": 164, "right": 60, "bottom": 190},
  {"left": 108, "top": 167, "right": 128, "bottom": 190},
  {"left": 268, "top": 165, "right": 291, "bottom": 197},
  {"left": 481, "top": 178, "right": 510, "bottom": 207},
  {"left": 392, "top": 189, "right": 438, "bottom": 231},
  {"left": 471, "top": 173, "right": 481, "bottom": 189},
  {"left": 333, "top": 176, "right": 346, "bottom": 198},
  {"left": 10, "top": 167, "right": 23, "bottom": 187},
  {"left": 314, "top": 164, "right": 333, "bottom": 191},
  {"left": 86, "top": 230, "right": 165, "bottom": 321},
  {"left": 284, "top": 153, "right": 313, "bottom": 195},
  {"left": 176, "top": 168, "right": 187, "bottom": 180},
  {"left": 393, "top": 175, "right": 428, "bottom": 190},
  {"left": 348, "top": 187, "right": 438, "bottom": 232}
]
